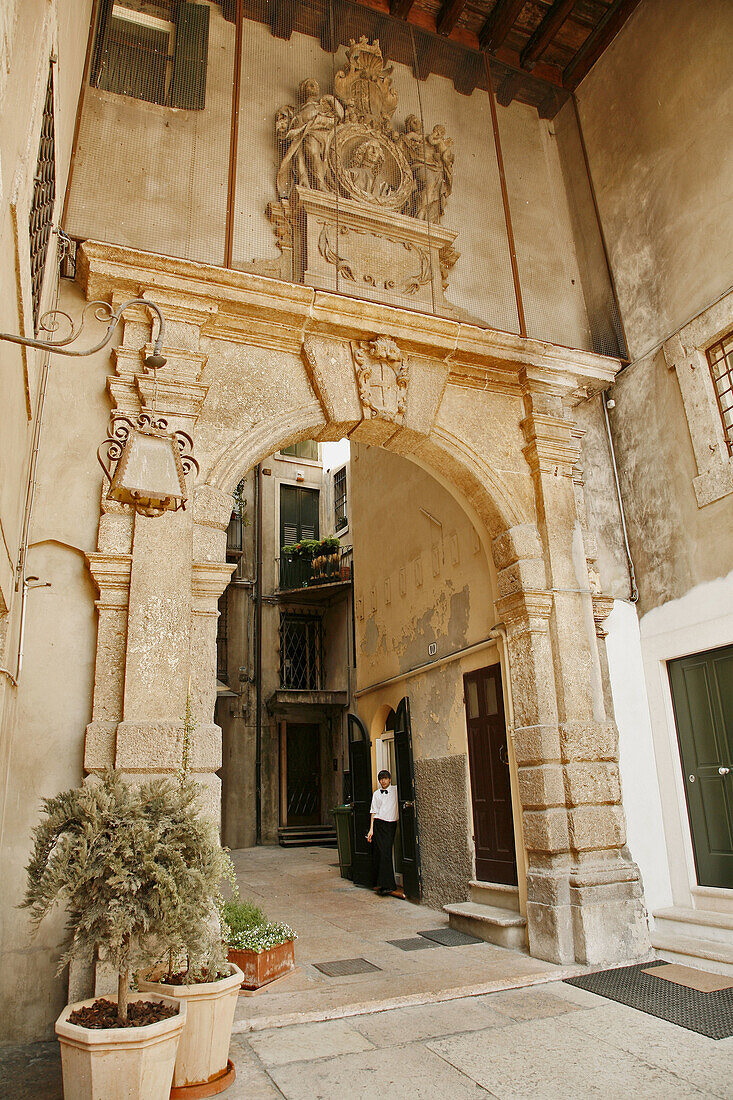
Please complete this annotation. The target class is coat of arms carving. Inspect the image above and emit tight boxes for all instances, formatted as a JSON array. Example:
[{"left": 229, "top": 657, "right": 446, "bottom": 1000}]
[
  {"left": 352, "top": 336, "right": 409, "bottom": 425},
  {"left": 260, "top": 37, "right": 461, "bottom": 314}
]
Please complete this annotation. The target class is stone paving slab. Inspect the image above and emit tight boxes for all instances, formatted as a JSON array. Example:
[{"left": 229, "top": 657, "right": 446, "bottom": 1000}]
[
  {"left": 426, "top": 1014, "right": 715, "bottom": 1099},
  {"left": 265, "top": 1039, "right": 489, "bottom": 1099}
]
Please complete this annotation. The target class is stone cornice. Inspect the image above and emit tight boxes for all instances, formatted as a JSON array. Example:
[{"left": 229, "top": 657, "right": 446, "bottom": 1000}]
[{"left": 78, "top": 241, "right": 621, "bottom": 395}]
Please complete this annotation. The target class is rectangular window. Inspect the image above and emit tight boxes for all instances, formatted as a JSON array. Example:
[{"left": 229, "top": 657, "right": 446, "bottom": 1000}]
[
  {"left": 280, "top": 485, "right": 319, "bottom": 547},
  {"left": 334, "top": 466, "right": 347, "bottom": 531},
  {"left": 707, "top": 332, "right": 733, "bottom": 454},
  {"left": 280, "top": 612, "right": 323, "bottom": 690},
  {"left": 90, "top": 1, "right": 208, "bottom": 109},
  {"left": 280, "top": 440, "right": 319, "bottom": 461},
  {"left": 29, "top": 64, "right": 55, "bottom": 332}
]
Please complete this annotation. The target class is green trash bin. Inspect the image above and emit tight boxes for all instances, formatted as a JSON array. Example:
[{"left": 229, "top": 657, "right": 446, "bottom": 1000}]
[{"left": 332, "top": 805, "right": 353, "bottom": 880}]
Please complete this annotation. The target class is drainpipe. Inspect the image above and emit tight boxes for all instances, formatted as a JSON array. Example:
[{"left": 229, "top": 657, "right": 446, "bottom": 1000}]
[
  {"left": 254, "top": 463, "right": 263, "bottom": 845},
  {"left": 601, "top": 390, "right": 639, "bottom": 603}
]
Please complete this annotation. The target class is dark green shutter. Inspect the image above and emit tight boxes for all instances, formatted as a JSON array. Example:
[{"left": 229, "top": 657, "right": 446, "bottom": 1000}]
[
  {"left": 280, "top": 486, "right": 320, "bottom": 546},
  {"left": 171, "top": 2, "right": 209, "bottom": 110}
]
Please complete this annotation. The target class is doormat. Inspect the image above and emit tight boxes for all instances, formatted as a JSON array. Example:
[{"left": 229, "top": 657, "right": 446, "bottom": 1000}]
[
  {"left": 418, "top": 928, "right": 483, "bottom": 947},
  {"left": 313, "top": 958, "right": 382, "bottom": 977},
  {"left": 565, "top": 961, "right": 733, "bottom": 1039},
  {"left": 642, "top": 963, "right": 733, "bottom": 993},
  {"left": 389, "top": 937, "right": 442, "bottom": 952}
]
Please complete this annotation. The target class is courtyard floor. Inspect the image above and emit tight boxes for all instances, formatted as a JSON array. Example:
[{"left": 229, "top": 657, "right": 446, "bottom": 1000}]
[{"left": 3, "top": 845, "right": 732, "bottom": 1098}]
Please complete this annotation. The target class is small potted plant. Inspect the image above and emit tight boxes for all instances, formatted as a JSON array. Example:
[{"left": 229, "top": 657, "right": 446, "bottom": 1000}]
[
  {"left": 222, "top": 899, "right": 297, "bottom": 991},
  {"left": 320, "top": 536, "right": 341, "bottom": 581},
  {"left": 22, "top": 770, "right": 228, "bottom": 1100}
]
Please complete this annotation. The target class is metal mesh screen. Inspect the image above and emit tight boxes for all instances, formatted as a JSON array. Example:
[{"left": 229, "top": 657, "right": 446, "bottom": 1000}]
[
  {"left": 64, "top": 1, "right": 625, "bottom": 358},
  {"left": 30, "top": 64, "right": 56, "bottom": 331},
  {"left": 279, "top": 611, "right": 323, "bottom": 689},
  {"left": 707, "top": 331, "right": 733, "bottom": 453}
]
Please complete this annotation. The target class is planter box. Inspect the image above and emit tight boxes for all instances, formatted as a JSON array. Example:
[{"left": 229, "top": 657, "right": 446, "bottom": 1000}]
[
  {"left": 137, "top": 963, "right": 242, "bottom": 1096},
  {"left": 228, "top": 940, "right": 295, "bottom": 990},
  {"left": 55, "top": 992, "right": 185, "bottom": 1100}
]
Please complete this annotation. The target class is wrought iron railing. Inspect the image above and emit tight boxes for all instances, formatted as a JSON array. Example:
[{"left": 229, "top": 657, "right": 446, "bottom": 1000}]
[{"left": 278, "top": 545, "right": 353, "bottom": 591}]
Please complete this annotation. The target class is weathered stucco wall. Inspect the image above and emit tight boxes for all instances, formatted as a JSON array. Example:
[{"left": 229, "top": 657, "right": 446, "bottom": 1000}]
[
  {"left": 577, "top": 0, "right": 733, "bottom": 360},
  {"left": 0, "top": 1, "right": 94, "bottom": 1041}
]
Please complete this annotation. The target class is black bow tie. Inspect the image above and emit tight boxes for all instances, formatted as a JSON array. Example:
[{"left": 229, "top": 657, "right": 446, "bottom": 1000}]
[{"left": 380, "top": 788, "right": 389, "bottom": 793}]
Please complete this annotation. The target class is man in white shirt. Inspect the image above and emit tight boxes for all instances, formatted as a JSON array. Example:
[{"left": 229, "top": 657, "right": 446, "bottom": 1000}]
[{"left": 367, "top": 769, "right": 404, "bottom": 898}]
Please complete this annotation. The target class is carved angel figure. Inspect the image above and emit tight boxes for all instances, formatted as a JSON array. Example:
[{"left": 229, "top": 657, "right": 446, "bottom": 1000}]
[
  {"left": 276, "top": 78, "right": 344, "bottom": 198},
  {"left": 400, "top": 115, "right": 454, "bottom": 223}
]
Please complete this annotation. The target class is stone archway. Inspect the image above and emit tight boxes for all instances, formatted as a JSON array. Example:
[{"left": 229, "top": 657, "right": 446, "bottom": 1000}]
[{"left": 80, "top": 240, "right": 650, "bottom": 968}]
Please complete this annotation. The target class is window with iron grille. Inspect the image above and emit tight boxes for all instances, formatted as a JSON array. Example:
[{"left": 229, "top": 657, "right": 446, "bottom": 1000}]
[
  {"left": 226, "top": 479, "right": 246, "bottom": 578},
  {"left": 334, "top": 466, "right": 347, "bottom": 531},
  {"left": 707, "top": 332, "right": 733, "bottom": 454},
  {"left": 29, "top": 64, "right": 56, "bottom": 332},
  {"left": 90, "top": 1, "right": 209, "bottom": 110},
  {"left": 280, "top": 612, "right": 323, "bottom": 690}
]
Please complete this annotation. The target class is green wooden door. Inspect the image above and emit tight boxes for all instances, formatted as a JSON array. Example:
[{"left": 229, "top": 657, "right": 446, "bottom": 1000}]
[
  {"left": 394, "top": 697, "right": 422, "bottom": 901},
  {"left": 668, "top": 644, "right": 733, "bottom": 888},
  {"left": 347, "top": 713, "right": 373, "bottom": 888}
]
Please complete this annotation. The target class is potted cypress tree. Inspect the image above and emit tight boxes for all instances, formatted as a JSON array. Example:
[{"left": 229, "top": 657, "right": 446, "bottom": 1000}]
[
  {"left": 22, "top": 770, "right": 233, "bottom": 1100},
  {"left": 136, "top": 693, "right": 243, "bottom": 1096}
]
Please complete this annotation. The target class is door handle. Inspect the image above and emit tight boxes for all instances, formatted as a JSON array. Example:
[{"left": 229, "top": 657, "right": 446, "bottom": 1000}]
[
  {"left": 719, "top": 767, "right": 730, "bottom": 776},
  {"left": 402, "top": 800, "right": 414, "bottom": 809}
]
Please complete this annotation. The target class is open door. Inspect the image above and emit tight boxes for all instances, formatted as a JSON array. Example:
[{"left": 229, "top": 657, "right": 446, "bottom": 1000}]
[
  {"left": 394, "top": 697, "right": 422, "bottom": 901},
  {"left": 347, "top": 712, "right": 373, "bottom": 888}
]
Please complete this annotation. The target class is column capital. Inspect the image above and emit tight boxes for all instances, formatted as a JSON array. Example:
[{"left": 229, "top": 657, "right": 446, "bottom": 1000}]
[{"left": 495, "top": 589, "right": 554, "bottom": 633}]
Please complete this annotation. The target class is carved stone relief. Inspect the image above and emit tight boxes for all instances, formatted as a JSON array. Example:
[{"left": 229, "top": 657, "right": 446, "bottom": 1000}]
[
  {"left": 258, "top": 37, "right": 461, "bottom": 313},
  {"left": 352, "top": 335, "right": 409, "bottom": 425}
]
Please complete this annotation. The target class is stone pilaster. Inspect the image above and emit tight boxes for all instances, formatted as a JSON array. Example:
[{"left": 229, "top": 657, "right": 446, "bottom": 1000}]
[{"left": 496, "top": 387, "right": 650, "bottom": 966}]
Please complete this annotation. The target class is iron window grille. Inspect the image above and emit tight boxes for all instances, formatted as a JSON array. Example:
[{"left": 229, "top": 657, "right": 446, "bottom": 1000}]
[
  {"left": 90, "top": 1, "right": 209, "bottom": 110},
  {"left": 334, "top": 466, "right": 347, "bottom": 531},
  {"left": 707, "top": 332, "right": 733, "bottom": 455},
  {"left": 29, "top": 64, "right": 56, "bottom": 332},
  {"left": 279, "top": 612, "right": 323, "bottom": 690}
]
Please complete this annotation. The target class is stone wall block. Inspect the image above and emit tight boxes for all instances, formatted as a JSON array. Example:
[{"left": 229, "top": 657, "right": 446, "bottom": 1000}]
[
  {"left": 114, "top": 721, "right": 221, "bottom": 771},
  {"left": 559, "top": 721, "right": 618, "bottom": 762},
  {"left": 414, "top": 755, "right": 472, "bottom": 909},
  {"left": 568, "top": 804, "right": 626, "bottom": 851},
  {"left": 522, "top": 808, "right": 570, "bottom": 853},
  {"left": 525, "top": 901, "right": 575, "bottom": 965},
  {"left": 495, "top": 557, "right": 547, "bottom": 598},
  {"left": 97, "top": 513, "right": 134, "bottom": 556},
  {"left": 301, "top": 334, "right": 362, "bottom": 424},
  {"left": 517, "top": 763, "right": 565, "bottom": 808},
  {"left": 571, "top": 898, "right": 650, "bottom": 966},
  {"left": 83, "top": 721, "right": 117, "bottom": 771},
  {"left": 492, "top": 523, "right": 543, "bottom": 570},
  {"left": 511, "top": 724, "right": 562, "bottom": 767},
  {"left": 564, "top": 762, "right": 621, "bottom": 806}
]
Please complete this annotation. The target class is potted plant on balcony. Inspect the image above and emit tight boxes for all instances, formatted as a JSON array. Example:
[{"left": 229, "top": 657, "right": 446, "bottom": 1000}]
[
  {"left": 312, "top": 536, "right": 340, "bottom": 583},
  {"left": 222, "top": 899, "right": 297, "bottom": 991},
  {"left": 22, "top": 770, "right": 231, "bottom": 1100}
]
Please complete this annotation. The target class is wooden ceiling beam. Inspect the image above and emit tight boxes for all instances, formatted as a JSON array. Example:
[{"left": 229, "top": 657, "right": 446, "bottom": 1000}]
[
  {"left": 562, "top": 0, "right": 643, "bottom": 89},
  {"left": 437, "top": 0, "right": 468, "bottom": 37},
  {"left": 479, "top": 0, "right": 528, "bottom": 53},
  {"left": 520, "top": 0, "right": 579, "bottom": 69},
  {"left": 390, "top": 0, "right": 416, "bottom": 20}
]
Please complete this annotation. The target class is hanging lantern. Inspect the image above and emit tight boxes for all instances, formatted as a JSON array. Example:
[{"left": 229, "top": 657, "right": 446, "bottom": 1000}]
[{"left": 98, "top": 412, "right": 198, "bottom": 518}]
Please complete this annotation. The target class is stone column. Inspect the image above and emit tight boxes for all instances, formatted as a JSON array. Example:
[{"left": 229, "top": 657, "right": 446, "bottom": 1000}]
[{"left": 494, "top": 386, "right": 650, "bottom": 966}]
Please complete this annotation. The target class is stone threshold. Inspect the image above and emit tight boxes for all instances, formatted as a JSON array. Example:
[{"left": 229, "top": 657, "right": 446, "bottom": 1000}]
[{"left": 231, "top": 965, "right": 589, "bottom": 1033}]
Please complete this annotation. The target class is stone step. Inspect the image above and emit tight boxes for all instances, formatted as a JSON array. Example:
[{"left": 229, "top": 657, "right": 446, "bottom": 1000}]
[
  {"left": 653, "top": 905, "right": 733, "bottom": 945},
  {"left": 651, "top": 930, "right": 733, "bottom": 977},
  {"left": 278, "top": 826, "right": 337, "bottom": 848},
  {"left": 444, "top": 901, "right": 527, "bottom": 951},
  {"left": 469, "top": 880, "right": 520, "bottom": 911}
]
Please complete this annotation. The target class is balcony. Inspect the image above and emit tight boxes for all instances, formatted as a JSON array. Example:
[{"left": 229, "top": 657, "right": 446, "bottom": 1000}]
[{"left": 277, "top": 545, "right": 353, "bottom": 602}]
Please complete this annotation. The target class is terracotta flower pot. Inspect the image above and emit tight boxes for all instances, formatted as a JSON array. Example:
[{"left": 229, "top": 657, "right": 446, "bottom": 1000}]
[
  {"left": 55, "top": 992, "right": 185, "bottom": 1100},
  {"left": 228, "top": 939, "right": 295, "bottom": 990},
  {"left": 137, "top": 963, "right": 242, "bottom": 1097}
]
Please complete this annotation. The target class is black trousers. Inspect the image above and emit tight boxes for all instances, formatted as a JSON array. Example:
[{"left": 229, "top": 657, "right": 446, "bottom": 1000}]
[{"left": 371, "top": 818, "right": 397, "bottom": 891}]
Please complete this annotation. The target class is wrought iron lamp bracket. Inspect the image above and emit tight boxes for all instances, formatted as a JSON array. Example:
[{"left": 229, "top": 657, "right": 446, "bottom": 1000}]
[{"left": 0, "top": 296, "right": 166, "bottom": 362}]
